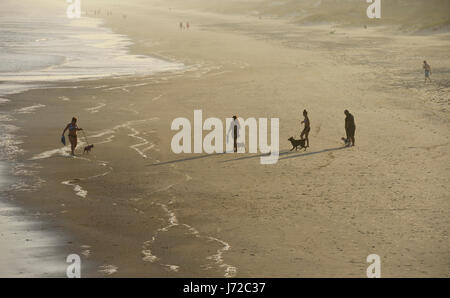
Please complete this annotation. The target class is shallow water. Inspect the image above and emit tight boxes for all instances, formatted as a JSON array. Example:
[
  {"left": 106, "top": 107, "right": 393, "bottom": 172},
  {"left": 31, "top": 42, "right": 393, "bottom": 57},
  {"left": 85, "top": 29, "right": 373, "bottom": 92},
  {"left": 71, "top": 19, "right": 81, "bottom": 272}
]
[
  {"left": 0, "top": 0, "right": 184, "bottom": 97},
  {"left": 0, "top": 160, "right": 67, "bottom": 277},
  {"left": 0, "top": 201, "right": 70, "bottom": 277}
]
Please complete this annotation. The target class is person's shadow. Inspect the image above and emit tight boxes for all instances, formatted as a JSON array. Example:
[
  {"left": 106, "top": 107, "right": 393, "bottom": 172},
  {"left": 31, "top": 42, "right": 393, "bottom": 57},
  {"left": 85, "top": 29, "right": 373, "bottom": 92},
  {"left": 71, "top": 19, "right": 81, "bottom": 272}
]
[
  {"left": 147, "top": 152, "right": 225, "bottom": 166},
  {"left": 278, "top": 146, "right": 347, "bottom": 161},
  {"left": 221, "top": 146, "right": 347, "bottom": 163},
  {"left": 147, "top": 146, "right": 347, "bottom": 166}
]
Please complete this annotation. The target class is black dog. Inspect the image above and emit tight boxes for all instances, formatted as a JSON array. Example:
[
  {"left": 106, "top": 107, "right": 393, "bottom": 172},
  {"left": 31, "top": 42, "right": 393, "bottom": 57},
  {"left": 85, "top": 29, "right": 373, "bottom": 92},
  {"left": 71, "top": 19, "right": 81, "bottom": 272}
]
[
  {"left": 83, "top": 144, "right": 94, "bottom": 154},
  {"left": 288, "top": 137, "right": 307, "bottom": 151}
]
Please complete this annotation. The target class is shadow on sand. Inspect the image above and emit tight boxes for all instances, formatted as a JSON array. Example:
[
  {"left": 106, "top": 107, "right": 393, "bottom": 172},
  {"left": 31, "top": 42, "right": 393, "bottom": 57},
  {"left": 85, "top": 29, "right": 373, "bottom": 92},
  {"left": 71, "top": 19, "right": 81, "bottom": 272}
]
[
  {"left": 148, "top": 152, "right": 225, "bottom": 166},
  {"left": 278, "top": 146, "right": 347, "bottom": 160},
  {"left": 222, "top": 146, "right": 347, "bottom": 163},
  {"left": 148, "top": 146, "right": 348, "bottom": 166}
]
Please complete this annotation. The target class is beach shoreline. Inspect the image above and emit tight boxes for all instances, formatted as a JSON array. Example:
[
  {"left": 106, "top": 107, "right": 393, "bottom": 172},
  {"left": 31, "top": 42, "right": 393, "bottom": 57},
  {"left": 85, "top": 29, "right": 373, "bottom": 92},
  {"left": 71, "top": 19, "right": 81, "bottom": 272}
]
[{"left": 1, "top": 0, "right": 449, "bottom": 277}]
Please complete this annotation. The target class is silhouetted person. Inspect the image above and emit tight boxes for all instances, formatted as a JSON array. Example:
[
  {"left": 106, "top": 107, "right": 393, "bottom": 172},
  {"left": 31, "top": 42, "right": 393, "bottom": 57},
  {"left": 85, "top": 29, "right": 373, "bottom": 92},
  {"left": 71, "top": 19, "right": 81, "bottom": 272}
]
[
  {"left": 300, "top": 109, "right": 310, "bottom": 147},
  {"left": 344, "top": 110, "right": 356, "bottom": 146},
  {"left": 227, "top": 116, "right": 240, "bottom": 153},
  {"left": 423, "top": 60, "right": 432, "bottom": 83}
]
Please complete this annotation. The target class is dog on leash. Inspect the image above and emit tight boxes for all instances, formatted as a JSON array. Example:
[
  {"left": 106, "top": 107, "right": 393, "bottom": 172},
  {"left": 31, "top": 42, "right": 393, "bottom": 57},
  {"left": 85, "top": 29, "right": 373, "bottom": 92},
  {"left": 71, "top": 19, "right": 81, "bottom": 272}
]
[
  {"left": 83, "top": 144, "right": 94, "bottom": 154},
  {"left": 341, "top": 137, "right": 351, "bottom": 147},
  {"left": 288, "top": 137, "right": 307, "bottom": 151}
]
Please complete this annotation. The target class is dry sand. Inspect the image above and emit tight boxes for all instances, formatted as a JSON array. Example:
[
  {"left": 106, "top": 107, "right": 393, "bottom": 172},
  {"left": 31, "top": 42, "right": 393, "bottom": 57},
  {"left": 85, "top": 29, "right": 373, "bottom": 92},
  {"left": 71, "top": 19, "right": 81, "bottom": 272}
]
[{"left": 1, "top": 0, "right": 449, "bottom": 277}]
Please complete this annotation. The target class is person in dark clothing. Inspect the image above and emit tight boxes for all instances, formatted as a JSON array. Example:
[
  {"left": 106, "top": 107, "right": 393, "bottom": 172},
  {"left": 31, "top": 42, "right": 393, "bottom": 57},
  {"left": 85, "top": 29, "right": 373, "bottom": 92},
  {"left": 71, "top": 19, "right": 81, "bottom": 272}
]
[
  {"left": 232, "top": 116, "right": 239, "bottom": 152},
  {"left": 344, "top": 110, "right": 356, "bottom": 146},
  {"left": 227, "top": 115, "right": 240, "bottom": 153}
]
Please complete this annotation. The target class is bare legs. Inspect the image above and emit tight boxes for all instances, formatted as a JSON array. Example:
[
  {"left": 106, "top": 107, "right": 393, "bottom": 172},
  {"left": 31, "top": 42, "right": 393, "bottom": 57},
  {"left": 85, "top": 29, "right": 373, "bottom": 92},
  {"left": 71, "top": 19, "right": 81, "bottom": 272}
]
[
  {"left": 300, "top": 129, "right": 310, "bottom": 147},
  {"left": 69, "top": 135, "right": 77, "bottom": 156}
]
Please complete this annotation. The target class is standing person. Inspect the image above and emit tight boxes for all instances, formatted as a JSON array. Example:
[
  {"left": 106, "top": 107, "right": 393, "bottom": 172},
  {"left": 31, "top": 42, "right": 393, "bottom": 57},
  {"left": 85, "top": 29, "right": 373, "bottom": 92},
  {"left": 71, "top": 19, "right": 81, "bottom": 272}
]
[
  {"left": 62, "top": 117, "right": 83, "bottom": 156},
  {"left": 179, "top": 22, "right": 183, "bottom": 30},
  {"left": 300, "top": 109, "right": 310, "bottom": 148},
  {"left": 344, "top": 110, "right": 356, "bottom": 147},
  {"left": 227, "top": 116, "right": 240, "bottom": 153},
  {"left": 186, "top": 22, "right": 190, "bottom": 30},
  {"left": 423, "top": 60, "right": 432, "bottom": 83}
]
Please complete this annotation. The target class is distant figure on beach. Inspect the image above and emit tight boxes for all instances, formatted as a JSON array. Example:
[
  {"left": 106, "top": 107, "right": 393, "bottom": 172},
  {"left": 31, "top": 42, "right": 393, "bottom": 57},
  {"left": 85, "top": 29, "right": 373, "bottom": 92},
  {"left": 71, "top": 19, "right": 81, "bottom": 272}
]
[
  {"left": 423, "top": 60, "right": 432, "bottom": 83},
  {"left": 344, "top": 110, "right": 356, "bottom": 147},
  {"left": 300, "top": 109, "right": 310, "bottom": 148},
  {"left": 227, "top": 116, "right": 241, "bottom": 153},
  {"left": 186, "top": 22, "right": 190, "bottom": 30},
  {"left": 62, "top": 117, "right": 83, "bottom": 156},
  {"left": 179, "top": 22, "right": 184, "bottom": 30}
]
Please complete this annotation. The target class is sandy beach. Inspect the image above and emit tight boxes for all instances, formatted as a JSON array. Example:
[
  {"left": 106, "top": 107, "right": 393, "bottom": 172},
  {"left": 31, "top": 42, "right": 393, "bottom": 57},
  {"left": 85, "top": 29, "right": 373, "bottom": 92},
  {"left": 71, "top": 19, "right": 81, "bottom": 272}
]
[{"left": 1, "top": 0, "right": 449, "bottom": 277}]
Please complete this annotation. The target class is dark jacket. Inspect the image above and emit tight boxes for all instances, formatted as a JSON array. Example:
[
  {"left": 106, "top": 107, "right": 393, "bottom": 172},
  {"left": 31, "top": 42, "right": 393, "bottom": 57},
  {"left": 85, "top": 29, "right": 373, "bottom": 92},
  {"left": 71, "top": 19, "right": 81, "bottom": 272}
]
[{"left": 345, "top": 113, "right": 356, "bottom": 131}]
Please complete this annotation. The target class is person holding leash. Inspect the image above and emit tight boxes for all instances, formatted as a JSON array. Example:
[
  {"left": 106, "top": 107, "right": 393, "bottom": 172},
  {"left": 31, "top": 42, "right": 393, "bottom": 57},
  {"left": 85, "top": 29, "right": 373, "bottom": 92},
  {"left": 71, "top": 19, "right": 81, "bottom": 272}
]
[{"left": 62, "top": 117, "right": 83, "bottom": 156}]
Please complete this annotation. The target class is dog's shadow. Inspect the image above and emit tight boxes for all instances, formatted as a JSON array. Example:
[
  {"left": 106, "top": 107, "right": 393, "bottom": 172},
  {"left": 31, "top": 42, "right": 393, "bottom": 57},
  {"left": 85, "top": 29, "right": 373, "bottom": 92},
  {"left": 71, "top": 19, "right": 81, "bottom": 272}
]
[{"left": 278, "top": 146, "right": 346, "bottom": 161}]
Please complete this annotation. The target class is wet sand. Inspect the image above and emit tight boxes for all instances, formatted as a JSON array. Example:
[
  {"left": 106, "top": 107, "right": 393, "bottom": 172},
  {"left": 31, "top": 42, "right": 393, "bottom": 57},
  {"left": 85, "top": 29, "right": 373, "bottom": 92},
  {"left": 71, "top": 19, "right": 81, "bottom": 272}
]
[
  {"left": 1, "top": 1, "right": 449, "bottom": 277},
  {"left": 0, "top": 161, "right": 78, "bottom": 277}
]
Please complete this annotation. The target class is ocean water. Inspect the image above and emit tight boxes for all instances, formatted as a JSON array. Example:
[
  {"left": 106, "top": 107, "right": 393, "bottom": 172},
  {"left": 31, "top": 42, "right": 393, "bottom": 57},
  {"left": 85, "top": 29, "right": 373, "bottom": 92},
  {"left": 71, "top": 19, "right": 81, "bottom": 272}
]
[{"left": 0, "top": 0, "right": 184, "bottom": 97}]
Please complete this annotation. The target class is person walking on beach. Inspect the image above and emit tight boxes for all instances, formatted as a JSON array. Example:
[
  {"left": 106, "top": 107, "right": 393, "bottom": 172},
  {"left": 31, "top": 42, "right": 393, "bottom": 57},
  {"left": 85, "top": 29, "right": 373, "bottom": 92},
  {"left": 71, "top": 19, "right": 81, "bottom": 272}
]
[
  {"left": 62, "top": 117, "right": 83, "bottom": 156},
  {"left": 344, "top": 110, "right": 356, "bottom": 147},
  {"left": 300, "top": 109, "right": 310, "bottom": 148},
  {"left": 179, "top": 22, "right": 184, "bottom": 30},
  {"left": 227, "top": 116, "right": 240, "bottom": 153},
  {"left": 186, "top": 22, "right": 190, "bottom": 30},
  {"left": 423, "top": 60, "right": 432, "bottom": 83}
]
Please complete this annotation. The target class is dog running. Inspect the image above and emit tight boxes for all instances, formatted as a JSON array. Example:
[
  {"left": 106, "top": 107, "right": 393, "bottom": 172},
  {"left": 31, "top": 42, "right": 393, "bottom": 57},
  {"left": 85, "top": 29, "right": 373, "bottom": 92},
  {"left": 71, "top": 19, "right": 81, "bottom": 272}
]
[{"left": 288, "top": 137, "right": 307, "bottom": 151}]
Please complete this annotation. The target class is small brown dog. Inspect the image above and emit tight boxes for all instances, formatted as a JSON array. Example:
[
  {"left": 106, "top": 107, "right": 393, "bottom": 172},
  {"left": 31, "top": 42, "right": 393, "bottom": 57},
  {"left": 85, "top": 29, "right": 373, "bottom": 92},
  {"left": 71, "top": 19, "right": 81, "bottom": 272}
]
[
  {"left": 83, "top": 144, "right": 94, "bottom": 154},
  {"left": 288, "top": 137, "right": 307, "bottom": 151}
]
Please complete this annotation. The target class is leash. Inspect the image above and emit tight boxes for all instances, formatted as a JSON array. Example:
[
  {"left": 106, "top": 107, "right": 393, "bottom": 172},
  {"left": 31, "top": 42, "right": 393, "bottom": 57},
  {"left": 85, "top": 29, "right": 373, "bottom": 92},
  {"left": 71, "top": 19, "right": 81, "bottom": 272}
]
[{"left": 81, "top": 130, "right": 90, "bottom": 145}]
